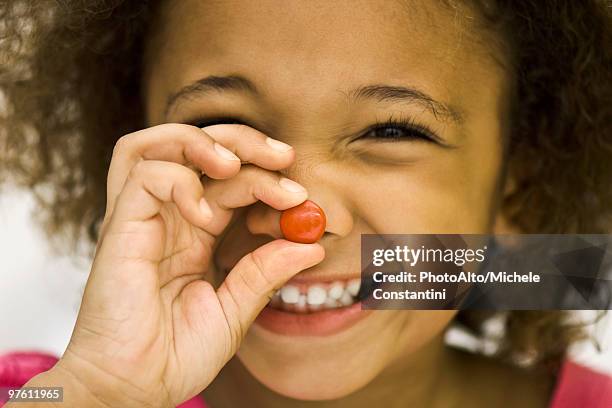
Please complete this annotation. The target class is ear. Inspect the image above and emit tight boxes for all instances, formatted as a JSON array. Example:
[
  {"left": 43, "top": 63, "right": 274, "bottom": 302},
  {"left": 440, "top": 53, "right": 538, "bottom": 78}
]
[{"left": 492, "top": 176, "right": 521, "bottom": 234}]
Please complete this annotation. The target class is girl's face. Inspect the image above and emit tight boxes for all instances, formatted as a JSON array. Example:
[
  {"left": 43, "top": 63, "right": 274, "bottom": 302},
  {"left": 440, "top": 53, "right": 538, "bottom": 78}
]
[{"left": 144, "top": 0, "right": 509, "bottom": 400}]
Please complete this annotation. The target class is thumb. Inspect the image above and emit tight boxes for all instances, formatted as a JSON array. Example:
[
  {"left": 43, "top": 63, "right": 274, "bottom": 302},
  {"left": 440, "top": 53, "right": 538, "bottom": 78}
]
[{"left": 217, "top": 239, "right": 325, "bottom": 343}]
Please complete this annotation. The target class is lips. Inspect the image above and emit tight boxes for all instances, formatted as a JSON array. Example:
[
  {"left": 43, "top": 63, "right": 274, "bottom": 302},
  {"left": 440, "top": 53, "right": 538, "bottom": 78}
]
[
  {"left": 255, "top": 300, "right": 370, "bottom": 336},
  {"left": 251, "top": 276, "right": 378, "bottom": 336}
]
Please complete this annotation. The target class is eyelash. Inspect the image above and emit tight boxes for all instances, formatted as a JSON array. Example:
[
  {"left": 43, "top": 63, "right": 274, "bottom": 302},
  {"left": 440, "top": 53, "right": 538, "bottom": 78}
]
[
  {"left": 189, "top": 116, "right": 440, "bottom": 144},
  {"left": 190, "top": 117, "right": 245, "bottom": 128},
  {"left": 364, "top": 116, "right": 439, "bottom": 143}
]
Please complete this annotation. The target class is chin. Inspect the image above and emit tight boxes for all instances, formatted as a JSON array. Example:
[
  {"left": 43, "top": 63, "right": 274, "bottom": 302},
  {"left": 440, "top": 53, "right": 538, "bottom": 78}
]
[
  {"left": 234, "top": 307, "right": 458, "bottom": 401},
  {"left": 238, "top": 347, "right": 381, "bottom": 401},
  {"left": 236, "top": 314, "right": 392, "bottom": 401},
  {"left": 255, "top": 374, "right": 370, "bottom": 401}
]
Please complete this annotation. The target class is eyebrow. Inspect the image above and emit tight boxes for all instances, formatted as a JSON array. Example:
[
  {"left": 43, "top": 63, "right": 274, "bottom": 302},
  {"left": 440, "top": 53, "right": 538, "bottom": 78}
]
[
  {"left": 165, "top": 75, "right": 463, "bottom": 124},
  {"left": 348, "top": 84, "right": 463, "bottom": 124},
  {"left": 165, "top": 75, "right": 257, "bottom": 117}
]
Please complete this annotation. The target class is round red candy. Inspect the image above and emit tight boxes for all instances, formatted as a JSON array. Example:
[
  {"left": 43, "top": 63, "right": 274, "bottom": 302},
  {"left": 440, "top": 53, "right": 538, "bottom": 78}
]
[{"left": 280, "top": 200, "right": 326, "bottom": 244}]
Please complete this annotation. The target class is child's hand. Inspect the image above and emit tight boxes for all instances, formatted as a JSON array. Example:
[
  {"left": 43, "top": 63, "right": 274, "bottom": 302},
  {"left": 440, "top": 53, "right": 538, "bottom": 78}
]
[{"left": 51, "top": 124, "right": 325, "bottom": 407}]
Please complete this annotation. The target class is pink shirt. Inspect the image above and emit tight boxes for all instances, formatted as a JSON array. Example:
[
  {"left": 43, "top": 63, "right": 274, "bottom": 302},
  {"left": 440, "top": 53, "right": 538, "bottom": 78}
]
[{"left": 1, "top": 351, "right": 611, "bottom": 407}]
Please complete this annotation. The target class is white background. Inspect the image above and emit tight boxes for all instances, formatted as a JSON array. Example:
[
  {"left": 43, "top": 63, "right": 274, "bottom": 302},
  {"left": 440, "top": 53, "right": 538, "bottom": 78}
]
[{"left": 1, "top": 187, "right": 611, "bottom": 374}]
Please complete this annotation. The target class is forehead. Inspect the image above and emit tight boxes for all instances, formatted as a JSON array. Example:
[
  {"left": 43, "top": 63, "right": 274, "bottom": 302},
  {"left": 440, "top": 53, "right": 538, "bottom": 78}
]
[{"left": 144, "top": 0, "right": 506, "bottom": 122}]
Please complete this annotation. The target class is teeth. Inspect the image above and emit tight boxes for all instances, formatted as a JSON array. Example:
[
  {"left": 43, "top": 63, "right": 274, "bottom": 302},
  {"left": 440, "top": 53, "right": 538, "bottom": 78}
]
[
  {"left": 271, "top": 279, "right": 361, "bottom": 313},
  {"left": 324, "top": 297, "right": 339, "bottom": 309},
  {"left": 347, "top": 279, "right": 361, "bottom": 297},
  {"left": 307, "top": 286, "right": 327, "bottom": 305},
  {"left": 339, "top": 290, "right": 353, "bottom": 306},
  {"left": 296, "top": 294, "right": 307, "bottom": 310},
  {"left": 270, "top": 289, "right": 282, "bottom": 307},
  {"left": 280, "top": 285, "right": 300, "bottom": 304},
  {"left": 328, "top": 282, "right": 344, "bottom": 300}
]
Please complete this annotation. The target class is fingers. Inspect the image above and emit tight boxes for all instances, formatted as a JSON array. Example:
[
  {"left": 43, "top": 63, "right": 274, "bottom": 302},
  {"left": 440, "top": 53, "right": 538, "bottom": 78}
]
[
  {"left": 200, "top": 124, "right": 294, "bottom": 167},
  {"left": 84, "top": 161, "right": 213, "bottom": 320},
  {"left": 111, "top": 160, "right": 212, "bottom": 235},
  {"left": 216, "top": 240, "right": 325, "bottom": 344},
  {"left": 92, "top": 160, "right": 211, "bottom": 298},
  {"left": 104, "top": 123, "right": 294, "bottom": 228},
  {"left": 245, "top": 201, "right": 283, "bottom": 238},
  {"left": 106, "top": 124, "right": 237, "bottom": 221},
  {"left": 200, "top": 165, "right": 307, "bottom": 236}
]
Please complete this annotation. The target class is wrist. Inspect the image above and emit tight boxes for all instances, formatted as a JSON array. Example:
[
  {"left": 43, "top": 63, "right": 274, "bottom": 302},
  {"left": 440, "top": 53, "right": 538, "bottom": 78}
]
[
  {"left": 53, "top": 354, "right": 170, "bottom": 408},
  {"left": 3, "top": 357, "right": 164, "bottom": 408}
]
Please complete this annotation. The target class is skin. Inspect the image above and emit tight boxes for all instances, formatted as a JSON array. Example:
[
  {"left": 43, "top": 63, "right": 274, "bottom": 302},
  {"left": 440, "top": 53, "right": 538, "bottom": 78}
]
[{"left": 10, "top": 1, "right": 553, "bottom": 407}]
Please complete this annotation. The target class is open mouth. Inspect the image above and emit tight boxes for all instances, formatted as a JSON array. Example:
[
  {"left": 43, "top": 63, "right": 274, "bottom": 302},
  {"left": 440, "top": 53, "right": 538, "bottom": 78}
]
[
  {"left": 221, "top": 267, "right": 377, "bottom": 336},
  {"left": 268, "top": 278, "right": 362, "bottom": 313},
  {"left": 253, "top": 277, "right": 378, "bottom": 336}
]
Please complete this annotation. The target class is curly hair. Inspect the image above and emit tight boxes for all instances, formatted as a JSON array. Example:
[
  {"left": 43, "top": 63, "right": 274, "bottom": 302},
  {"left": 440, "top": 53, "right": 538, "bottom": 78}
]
[{"left": 1, "top": 0, "right": 610, "bottom": 374}]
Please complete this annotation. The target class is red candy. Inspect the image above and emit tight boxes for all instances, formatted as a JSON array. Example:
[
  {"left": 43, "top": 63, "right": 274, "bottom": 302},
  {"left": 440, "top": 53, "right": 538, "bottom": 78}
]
[{"left": 280, "top": 200, "right": 326, "bottom": 244}]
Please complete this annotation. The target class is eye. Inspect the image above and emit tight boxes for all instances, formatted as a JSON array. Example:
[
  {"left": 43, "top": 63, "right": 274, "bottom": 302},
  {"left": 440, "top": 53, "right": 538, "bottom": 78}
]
[
  {"left": 362, "top": 118, "right": 441, "bottom": 144},
  {"left": 188, "top": 117, "right": 245, "bottom": 128}
]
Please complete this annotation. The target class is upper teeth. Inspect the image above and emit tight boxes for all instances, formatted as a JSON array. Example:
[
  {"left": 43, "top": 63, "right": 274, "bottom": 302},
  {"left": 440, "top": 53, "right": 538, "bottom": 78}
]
[
  {"left": 328, "top": 283, "right": 344, "bottom": 299},
  {"left": 280, "top": 285, "right": 300, "bottom": 304},
  {"left": 307, "top": 286, "right": 327, "bottom": 305},
  {"left": 346, "top": 280, "right": 361, "bottom": 297},
  {"left": 272, "top": 278, "right": 361, "bottom": 312}
]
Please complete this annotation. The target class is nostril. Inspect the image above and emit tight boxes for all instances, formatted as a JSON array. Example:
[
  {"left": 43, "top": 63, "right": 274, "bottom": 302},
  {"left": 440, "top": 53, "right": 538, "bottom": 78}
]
[{"left": 322, "top": 230, "right": 333, "bottom": 238}]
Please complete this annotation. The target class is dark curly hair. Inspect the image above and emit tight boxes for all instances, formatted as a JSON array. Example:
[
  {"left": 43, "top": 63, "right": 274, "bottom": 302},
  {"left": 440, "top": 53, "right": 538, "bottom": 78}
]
[{"left": 1, "top": 0, "right": 610, "bottom": 374}]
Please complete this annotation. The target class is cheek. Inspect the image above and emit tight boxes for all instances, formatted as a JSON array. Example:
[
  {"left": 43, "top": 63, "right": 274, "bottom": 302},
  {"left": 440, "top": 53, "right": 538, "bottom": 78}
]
[{"left": 347, "top": 145, "right": 502, "bottom": 234}]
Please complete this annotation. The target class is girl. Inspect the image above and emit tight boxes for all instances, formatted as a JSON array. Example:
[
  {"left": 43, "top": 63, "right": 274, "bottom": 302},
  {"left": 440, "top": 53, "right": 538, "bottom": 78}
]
[{"left": 1, "top": 0, "right": 611, "bottom": 407}]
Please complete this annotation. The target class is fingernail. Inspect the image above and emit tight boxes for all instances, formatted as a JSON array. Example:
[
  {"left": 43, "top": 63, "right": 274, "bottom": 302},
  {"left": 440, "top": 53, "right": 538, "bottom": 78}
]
[
  {"left": 279, "top": 177, "right": 306, "bottom": 193},
  {"left": 214, "top": 142, "right": 240, "bottom": 161},
  {"left": 265, "top": 137, "right": 292, "bottom": 152},
  {"left": 199, "top": 198, "right": 213, "bottom": 219}
]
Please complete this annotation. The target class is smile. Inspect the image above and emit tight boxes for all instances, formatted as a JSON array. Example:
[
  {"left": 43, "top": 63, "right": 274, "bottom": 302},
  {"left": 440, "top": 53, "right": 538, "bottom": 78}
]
[{"left": 253, "top": 277, "right": 373, "bottom": 336}]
